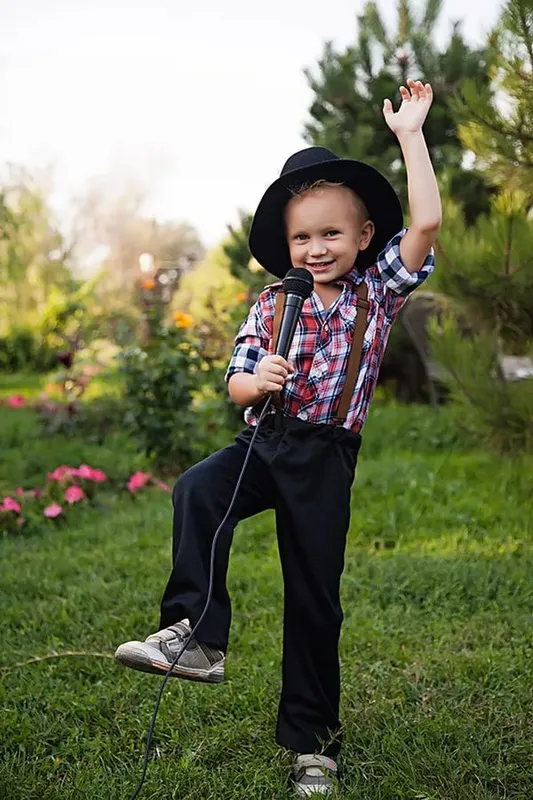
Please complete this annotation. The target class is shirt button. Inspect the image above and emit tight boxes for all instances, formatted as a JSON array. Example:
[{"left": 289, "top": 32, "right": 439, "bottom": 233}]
[{"left": 324, "top": 324, "right": 329, "bottom": 332}]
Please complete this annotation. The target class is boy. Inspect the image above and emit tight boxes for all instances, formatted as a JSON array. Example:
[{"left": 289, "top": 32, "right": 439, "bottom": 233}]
[{"left": 116, "top": 78, "right": 441, "bottom": 796}]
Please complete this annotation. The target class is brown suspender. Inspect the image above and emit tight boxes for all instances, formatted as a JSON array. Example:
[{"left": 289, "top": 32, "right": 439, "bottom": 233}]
[{"left": 271, "top": 281, "right": 369, "bottom": 424}]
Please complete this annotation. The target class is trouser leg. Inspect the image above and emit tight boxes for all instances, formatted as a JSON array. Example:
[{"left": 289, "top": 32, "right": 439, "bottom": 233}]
[
  {"left": 159, "top": 428, "right": 275, "bottom": 651},
  {"left": 270, "top": 425, "right": 361, "bottom": 758}
]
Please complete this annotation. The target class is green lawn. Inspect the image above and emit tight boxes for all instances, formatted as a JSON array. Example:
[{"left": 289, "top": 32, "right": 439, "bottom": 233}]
[{"left": 1, "top": 397, "right": 532, "bottom": 799}]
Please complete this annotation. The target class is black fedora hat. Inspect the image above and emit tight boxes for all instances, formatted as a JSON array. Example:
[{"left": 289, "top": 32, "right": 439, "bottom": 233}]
[{"left": 249, "top": 146, "right": 403, "bottom": 280}]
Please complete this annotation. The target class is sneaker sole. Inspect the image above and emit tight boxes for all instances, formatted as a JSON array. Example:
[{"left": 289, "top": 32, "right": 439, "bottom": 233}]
[{"left": 114, "top": 643, "right": 225, "bottom": 683}]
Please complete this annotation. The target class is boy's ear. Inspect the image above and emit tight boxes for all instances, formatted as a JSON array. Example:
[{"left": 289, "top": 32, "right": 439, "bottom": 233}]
[{"left": 358, "top": 220, "right": 375, "bottom": 252}]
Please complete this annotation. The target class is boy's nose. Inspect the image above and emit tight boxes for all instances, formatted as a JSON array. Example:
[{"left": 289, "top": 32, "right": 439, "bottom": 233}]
[{"left": 308, "top": 239, "right": 328, "bottom": 257}]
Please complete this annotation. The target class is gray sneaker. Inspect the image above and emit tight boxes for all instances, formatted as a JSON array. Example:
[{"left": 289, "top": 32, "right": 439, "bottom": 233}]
[
  {"left": 114, "top": 619, "right": 225, "bottom": 683},
  {"left": 292, "top": 754, "right": 338, "bottom": 797}
]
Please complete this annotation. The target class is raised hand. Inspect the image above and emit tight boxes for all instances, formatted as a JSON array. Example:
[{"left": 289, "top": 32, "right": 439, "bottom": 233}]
[{"left": 383, "top": 79, "right": 433, "bottom": 136}]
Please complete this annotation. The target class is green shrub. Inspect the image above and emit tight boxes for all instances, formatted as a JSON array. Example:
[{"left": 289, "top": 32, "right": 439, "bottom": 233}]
[
  {"left": 429, "top": 315, "right": 533, "bottom": 452},
  {"left": 118, "top": 314, "right": 199, "bottom": 471},
  {"left": 0, "top": 328, "right": 57, "bottom": 373}
]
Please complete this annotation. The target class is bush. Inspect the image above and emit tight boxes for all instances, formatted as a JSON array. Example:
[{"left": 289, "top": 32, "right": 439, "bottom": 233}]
[
  {"left": 0, "top": 328, "right": 57, "bottom": 373},
  {"left": 429, "top": 315, "right": 533, "bottom": 452},
  {"left": 118, "top": 312, "right": 199, "bottom": 471}
]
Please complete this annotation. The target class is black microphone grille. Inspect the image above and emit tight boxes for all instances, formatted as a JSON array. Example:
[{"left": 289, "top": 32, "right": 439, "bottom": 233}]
[{"left": 282, "top": 268, "right": 314, "bottom": 299}]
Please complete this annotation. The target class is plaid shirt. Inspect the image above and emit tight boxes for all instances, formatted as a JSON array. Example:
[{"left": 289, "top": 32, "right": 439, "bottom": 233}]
[{"left": 226, "top": 228, "right": 435, "bottom": 433}]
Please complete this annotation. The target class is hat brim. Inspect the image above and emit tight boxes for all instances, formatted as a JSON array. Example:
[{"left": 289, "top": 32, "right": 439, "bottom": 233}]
[{"left": 249, "top": 158, "right": 403, "bottom": 280}]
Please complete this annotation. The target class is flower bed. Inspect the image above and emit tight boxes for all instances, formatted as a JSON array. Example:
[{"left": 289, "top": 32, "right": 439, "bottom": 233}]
[{"left": 1, "top": 464, "right": 171, "bottom": 536}]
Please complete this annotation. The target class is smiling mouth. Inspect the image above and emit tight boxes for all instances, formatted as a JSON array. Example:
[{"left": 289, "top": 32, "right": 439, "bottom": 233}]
[{"left": 306, "top": 261, "right": 334, "bottom": 270}]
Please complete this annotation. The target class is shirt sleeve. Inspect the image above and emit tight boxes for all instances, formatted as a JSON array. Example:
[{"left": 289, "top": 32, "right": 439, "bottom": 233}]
[
  {"left": 368, "top": 227, "right": 435, "bottom": 319},
  {"left": 225, "top": 294, "right": 271, "bottom": 381}
]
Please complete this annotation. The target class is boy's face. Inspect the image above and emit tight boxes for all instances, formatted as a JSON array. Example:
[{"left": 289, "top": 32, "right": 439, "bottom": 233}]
[{"left": 285, "top": 185, "right": 375, "bottom": 285}]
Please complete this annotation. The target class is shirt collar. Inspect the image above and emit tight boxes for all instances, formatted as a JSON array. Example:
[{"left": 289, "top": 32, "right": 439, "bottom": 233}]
[{"left": 334, "top": 265, "right": 364, "bottom": 287}]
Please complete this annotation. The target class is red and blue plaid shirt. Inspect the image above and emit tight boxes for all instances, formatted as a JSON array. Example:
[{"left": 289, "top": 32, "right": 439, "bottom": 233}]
[{"left": 226, "top": 228, "right": 435, "bottom": 433}]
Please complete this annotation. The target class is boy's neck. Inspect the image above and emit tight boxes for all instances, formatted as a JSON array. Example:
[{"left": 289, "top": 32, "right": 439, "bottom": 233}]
[{"left": 314, "top": 282, "right": 342, "bottom": 312}]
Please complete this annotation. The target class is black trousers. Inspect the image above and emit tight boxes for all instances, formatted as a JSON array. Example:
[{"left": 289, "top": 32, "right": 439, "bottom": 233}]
[{"left": 159, "top": 413, "right": 361, "bottom": 758}]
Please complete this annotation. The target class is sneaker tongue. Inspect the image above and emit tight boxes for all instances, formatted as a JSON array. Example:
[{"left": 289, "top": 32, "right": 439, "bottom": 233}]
[
  {"left": 147, "top": 629, "right": 177, "bottom": 643},
  {"left": 148, "top": 621, "right": 190, "bottom": 643}
]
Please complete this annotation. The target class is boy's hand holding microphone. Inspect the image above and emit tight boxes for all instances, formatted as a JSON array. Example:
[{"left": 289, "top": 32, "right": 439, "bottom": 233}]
[{"left": 255, "top": 355, "right": 294, "bottom": 395}]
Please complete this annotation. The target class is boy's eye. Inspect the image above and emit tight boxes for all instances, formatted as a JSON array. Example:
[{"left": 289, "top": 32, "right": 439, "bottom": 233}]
[
  {"left": 325, "top": 230, "right": 340, "bottom": 237},
  {"left": 295, "top": 234, "right": 308, "bottom": 241}
]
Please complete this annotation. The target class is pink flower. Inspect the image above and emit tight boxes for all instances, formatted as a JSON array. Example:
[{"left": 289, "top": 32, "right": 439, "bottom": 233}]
[
  {"left": 74, "top": 464, "right": 107, "bottom": 482},
  {"left": 15, "top": 487, "right": 24, "bottom": 496},
  {"left": 44, "top": 503, "right": 62, "bottom": 518},
  {"left": 64, "top": 485, "right": 85, "bottom": 504},
  {"left": 32, "top": 488, "right": 42, "bottom": 499},
  {"left": 47, "top": 465, "right": 73, "bottom": 482},
  {"left": 127, "top": 471, "right": 151, "bottom": 493},
  {"left": 7, "top": 394, "right": 25, "bottom": 408},
  {"left": 88, "top": 468, "right": 107, "bottom": 482},
  {"left": 154, "top": 479, "right": 172, "bottom": 493},
  {"left": 1, "top": 497, "right": 21, "bottom": 513}
]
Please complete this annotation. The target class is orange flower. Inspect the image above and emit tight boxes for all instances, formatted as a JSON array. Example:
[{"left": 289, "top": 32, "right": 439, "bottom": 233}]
[
  {"left": 236, "top": 291, "right": 247, "bottom": 303},
  {"left": 143, "top": 278, "right": 155, "bottom": 290},
  {"left": 173, "top": 311, "right": 193, "bottom": 329}
]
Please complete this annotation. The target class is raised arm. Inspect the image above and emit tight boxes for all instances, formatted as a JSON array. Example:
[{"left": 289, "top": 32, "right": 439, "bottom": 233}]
[{"left": 383, "top": 79, "right": 442, "bottom": 273}]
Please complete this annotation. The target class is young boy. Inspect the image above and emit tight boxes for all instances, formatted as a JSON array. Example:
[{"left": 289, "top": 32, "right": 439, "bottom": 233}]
[{"left": 116, "top": 78, "right": 441, "bottom": 796}]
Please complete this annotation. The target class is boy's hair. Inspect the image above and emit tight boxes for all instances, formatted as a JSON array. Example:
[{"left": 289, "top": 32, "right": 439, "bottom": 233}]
[{"left": 288, "top": 179, "right": 370, "bottom": 222}]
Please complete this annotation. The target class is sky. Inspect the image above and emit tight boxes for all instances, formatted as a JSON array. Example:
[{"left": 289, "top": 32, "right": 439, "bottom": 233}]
[{"left": 1, "top": 0, "right": 504, "bottom": 256}]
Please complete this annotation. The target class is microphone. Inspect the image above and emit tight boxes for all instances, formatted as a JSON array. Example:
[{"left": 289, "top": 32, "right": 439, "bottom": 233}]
[{"left": 275, "top": 268, "right": 314, "bottom": 359}]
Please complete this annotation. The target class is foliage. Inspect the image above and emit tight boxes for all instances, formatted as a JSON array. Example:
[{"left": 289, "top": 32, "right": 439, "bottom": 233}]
[
  {"left": 0, "top": 263, "right": 127, "bottom": 374},
  {"left": 434, "top": 192, "right": 533, "bottom": 351},
  {"left": 39, "top": 279, "right": 101, "bottom": 354},
  {"left": 0, "top": 168, "right": 73, "bottom": 332},
  {"left": 0, "top": 326, "right": 57, "bottom": 373},
  {"left": 223, "top": 210, "right": 277, "bottom": 299},
  {"left": 171, "top": 242, "right": 253, "bottom": 427},
  {"left": 425, "top": 2, "right": 533, "bottom": 450},
  {"left": 172, "top": 243, "right": 245, "bottom": 320},
  {"left": 453, "top": 0, "right": 533, "bottom": 201},
  {"left": 119, "top": 308, "right": 199, "bottom": 471},
  {"left": 429, "top": 192, "right": 533, "bottom": 449},
  {"left": 429, "top": 316, "right": 533, "bottom": 451},
  {"left": 304, "top": 0, "right": 494, "bottom": 221}
]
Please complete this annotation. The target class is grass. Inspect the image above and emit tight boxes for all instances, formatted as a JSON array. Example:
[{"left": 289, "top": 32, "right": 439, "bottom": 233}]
[{"left": 1, "top": 385, "right": 532, "bottom": 799}]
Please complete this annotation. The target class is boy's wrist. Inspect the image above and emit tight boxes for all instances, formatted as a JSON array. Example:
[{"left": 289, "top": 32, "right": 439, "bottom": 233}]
[{"left": 396, "top": 129, "right": 426, "bottom": 147}]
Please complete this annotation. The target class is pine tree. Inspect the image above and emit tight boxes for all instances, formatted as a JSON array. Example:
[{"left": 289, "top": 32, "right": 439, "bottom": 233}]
[
  {"left": 452, "top": 0, "right": 533, "bottom": 200},
  {"left": 304, "top": 0, "right": 494, "bottom": 222},
  {"left": 222, "top": 210, "right": 277, "bottom": 302},
  {"left": 428, "top": 0, "right": 533, "bottom": 449}
]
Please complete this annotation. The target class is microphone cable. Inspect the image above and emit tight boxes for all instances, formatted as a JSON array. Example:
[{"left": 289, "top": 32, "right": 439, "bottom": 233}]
[{"left": 128, "top": 395, "right": 273, "bottom": 800}]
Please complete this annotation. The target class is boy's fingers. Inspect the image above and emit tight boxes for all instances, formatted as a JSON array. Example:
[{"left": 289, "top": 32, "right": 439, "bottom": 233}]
[
  {"left": 415, "top": 80, "right": 426, "bottom": 98},
  {"left": 270, "top": 355, "right": 289, "bottom": 366},
  {"left": 268, "top": 364, "right": 288, "bottom": 377},
  {"left": 383, "top": 98, "right": 393, "bottom": 113}
]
